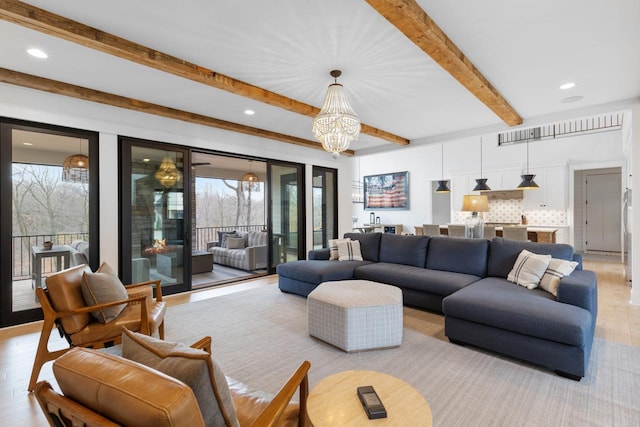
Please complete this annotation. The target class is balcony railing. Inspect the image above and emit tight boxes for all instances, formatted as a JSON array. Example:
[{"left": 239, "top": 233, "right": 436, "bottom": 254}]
[
  {"left": 12, "top": 233, "right": 89, "bottom": 280},
  {"left": 13, "top": 227, "right": 267, "bottom": 280}
]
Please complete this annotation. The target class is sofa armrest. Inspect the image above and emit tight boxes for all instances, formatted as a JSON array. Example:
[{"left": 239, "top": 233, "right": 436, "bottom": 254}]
[
  {"left": 557, "top": 270, "right": 598, "bottom": 317},
  {"left": 206, "top": 241, "right": 220, "bottom": 251},
  {"left": 572, "top": 253, "right": 583, "bottom": 270},
  {"left": 308, "top": 248, "right": 330, "bottom": 260}
]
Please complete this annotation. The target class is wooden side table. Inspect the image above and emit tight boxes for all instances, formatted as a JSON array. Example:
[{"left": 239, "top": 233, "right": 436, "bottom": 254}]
[{"left": 307, "top": 370, "right": 432, "bottom": 426}]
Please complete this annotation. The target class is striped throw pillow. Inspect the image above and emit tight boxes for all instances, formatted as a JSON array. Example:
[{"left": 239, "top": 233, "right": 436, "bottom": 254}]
[
  {"left": 540, "top": 258, "right": 579, "bottom": 297},
  {"left": 328, "top": 238, "right": 349, "bottom": 260},
  {"left": 507, "top": 250, "right": 551, "bottom": 289},
  {"left": 337, "top": 239, "right": 363, "bottom": 261}
]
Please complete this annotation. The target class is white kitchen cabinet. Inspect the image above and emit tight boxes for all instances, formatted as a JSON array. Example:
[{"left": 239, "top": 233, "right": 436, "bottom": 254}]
[{"left": 522, "top": 165, "right": 567, "bottom": 210}]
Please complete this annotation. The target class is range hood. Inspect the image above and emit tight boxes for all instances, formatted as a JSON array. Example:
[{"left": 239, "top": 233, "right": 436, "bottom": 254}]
[{"left": 480, "top": 189, "right": 523, "bottom": 200}]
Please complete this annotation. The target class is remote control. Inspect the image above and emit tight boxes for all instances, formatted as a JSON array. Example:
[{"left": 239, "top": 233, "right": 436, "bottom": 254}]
[{"left": 357, "top": 385, "right": 387, "bottom": 419}]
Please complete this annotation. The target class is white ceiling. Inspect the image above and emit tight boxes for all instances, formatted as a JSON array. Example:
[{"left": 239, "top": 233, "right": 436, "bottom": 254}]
[{"left": 1, "top": 0, "right": 639, "bottom": 154}]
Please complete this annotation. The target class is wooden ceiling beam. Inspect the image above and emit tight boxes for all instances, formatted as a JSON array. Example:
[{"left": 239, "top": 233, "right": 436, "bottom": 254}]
[
  {"left": 0, "top": 68, "right": 354, "bottom": 155},
  {"left": 0, "top": 0, "right": 409, "bottom": 146},
  {"left": 365, "top": 0, "right": 523, "bottom": 126}
]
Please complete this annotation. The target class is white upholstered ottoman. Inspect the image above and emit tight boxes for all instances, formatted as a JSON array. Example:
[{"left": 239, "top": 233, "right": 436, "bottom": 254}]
[{"left": 307, "top": 280, "right": 403, "bottom": 352}]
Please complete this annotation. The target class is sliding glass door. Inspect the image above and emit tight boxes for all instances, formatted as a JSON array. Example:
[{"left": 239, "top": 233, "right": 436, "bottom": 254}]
[
  {"left": 120, "top": 137, "right": 191, "bottom": 295},
  {"left": 312, "top": 166, "right": 338, "bottom": 249},
  {"left": 0, "top": 119, "right": 98, "bottom": 327},
  {"left": 268, "top": 161, "right": 305, "bottom": 270}
]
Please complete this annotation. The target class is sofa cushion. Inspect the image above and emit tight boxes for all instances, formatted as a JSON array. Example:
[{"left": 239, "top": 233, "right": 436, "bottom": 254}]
[
  {"left": 81, "top": 271, "right": 129, "bottom": 323},
  {"left": 344, "top": 232, "right": 382, "bottom": 262},
  {"left": 276, "top": 260, "right": 368, "bottom": 284},
  {"left": 378, "top": 234, "right": 428, "bottom": 267},
  {"left": 540, "top": 258, "right": 579, "bottom": 296},
  {"left": 247, "top": 231, "right": 267, "bottom": 247},
  {"left": 122, "top": 329, "right": 240, "bottom": 427},
  {"left": 226, "top": 237, "right": 245, "bottom": 249},
  {"left": 45, "top": 264, "right": 93, "bottom": 334},
  {"left": 507, "top": 250, "right": 552, "bottom": 289},
  {"left": 337, "top": 240, "right": 363, "bottom": 261},
  {"left": 53, "top": 347, "right": 205, "bottom": 427},
  {"left": 488, "top": 238, "right": 574, "bottom": 278},
  {"left": 355, "top": 263, "right": 480, "bottom": 297},
  {"left": 217, "top": 231, "right": 237, "bottom": 247},
  {"left": 426, "top": 237, "right": 489, "bottom": 277},
  {"left": 443, "top": 277, "right": 592, "bottom": 346}
]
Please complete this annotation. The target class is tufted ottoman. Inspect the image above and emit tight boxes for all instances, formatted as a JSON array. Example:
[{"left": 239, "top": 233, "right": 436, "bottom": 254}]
[{"left": 307, "top": 280, "right": 403, "bottom": 352}]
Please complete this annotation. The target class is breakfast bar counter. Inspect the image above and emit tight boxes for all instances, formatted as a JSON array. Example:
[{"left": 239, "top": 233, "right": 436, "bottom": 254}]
[{"left": 439, "top": 225, "right": 558, "bottom": 243}]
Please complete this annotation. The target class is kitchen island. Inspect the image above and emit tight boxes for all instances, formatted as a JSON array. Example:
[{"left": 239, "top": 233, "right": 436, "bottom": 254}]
[{"left": 439, "top": 225, "right": 558, "bottom": 243}]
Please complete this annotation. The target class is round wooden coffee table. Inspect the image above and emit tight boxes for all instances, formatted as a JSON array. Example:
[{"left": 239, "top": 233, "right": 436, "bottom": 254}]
[{"left": 307, "top": 370, "right": 432, "bottom": 426}]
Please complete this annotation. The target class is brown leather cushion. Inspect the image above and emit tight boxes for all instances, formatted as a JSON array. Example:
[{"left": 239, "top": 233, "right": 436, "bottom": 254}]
[
  {"left": 45, "top": 264, "right": 92, "bottom": 334},
  {"left": 227, "top": 377, "right": 300, "bottom": 427},
  {"left": 53, "top": 347, "right": 205, "bottom": 427},
  {"left": 69, "top": 299, "right": 166, "bottom": 346}
]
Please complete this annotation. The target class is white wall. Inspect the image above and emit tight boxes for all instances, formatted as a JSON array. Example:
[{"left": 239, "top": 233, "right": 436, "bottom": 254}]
[
  {"left": 0, "top": 83, "right": 355, "bottom": 266},
  {"left": 353, "top": 126, "right": 626, "bottom": 229}
]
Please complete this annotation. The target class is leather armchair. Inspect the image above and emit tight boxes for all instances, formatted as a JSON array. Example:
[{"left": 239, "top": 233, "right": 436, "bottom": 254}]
[
  {"left": 35, "top": 341, "right": 311, "bottom": 426},
  {"left": 28, "top": 264, "right": 166, "bottom": 391}
]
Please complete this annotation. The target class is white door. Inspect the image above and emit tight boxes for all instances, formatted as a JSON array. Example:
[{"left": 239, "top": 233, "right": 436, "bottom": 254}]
[{"left": 585, "top": 172, "right": 621, "bottom": 252}]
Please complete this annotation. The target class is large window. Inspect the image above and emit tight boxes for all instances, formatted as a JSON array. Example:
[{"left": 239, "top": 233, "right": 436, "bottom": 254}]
[{"left": 1, "top": 119, "right": 98, "bottom": 327}]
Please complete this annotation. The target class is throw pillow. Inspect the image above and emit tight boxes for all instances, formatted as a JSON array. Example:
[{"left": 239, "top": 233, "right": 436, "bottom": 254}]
[
  {"left": 540, "top": 258, "right": 579, "bottom": 296},
  {"left": 328, "top": 238, "right": 349, "bottom": 260},
  {"left": 81, "top": 271, "right": 128, "bottom": 323},
  {"left": 226, "top": 236, "right": 245, "bottom": 249},
  {"left": 507, "top": 250, "right": 552, "bottom": 289},
  {"left": 337, "top": 239, "right": 363, "bottom": 261},
  {"left": 96, "top": 261, "right": 117, "bottom": 276},
  {"left": 121, "top": 328, "right": 240, "bottom": 427},
  {"left": 217, "top": 230, "right": 237, "bottom": 248}
]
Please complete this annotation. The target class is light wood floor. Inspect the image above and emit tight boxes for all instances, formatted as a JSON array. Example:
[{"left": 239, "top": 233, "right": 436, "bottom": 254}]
[{"left": 1, "top": 259, "right": 638, "bottom": 426}]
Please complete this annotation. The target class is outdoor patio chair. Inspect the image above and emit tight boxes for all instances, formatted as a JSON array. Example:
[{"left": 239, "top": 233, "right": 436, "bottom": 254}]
[{"left": 28, "top": 263, "right": 166, "bottom": 391}]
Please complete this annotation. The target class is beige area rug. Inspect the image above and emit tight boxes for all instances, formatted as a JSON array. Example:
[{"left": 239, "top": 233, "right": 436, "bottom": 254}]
[{"left": 166, "top": 286, "right": 640, "bottom": 427}]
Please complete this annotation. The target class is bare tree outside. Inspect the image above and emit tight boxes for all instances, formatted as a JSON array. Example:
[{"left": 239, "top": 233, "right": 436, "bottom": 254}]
[
  {"left": 12, "top": 164, "right": 89, "bottom": 236},
  {"left": 195, "top": 177, "right": 265, "bottom": 229}
]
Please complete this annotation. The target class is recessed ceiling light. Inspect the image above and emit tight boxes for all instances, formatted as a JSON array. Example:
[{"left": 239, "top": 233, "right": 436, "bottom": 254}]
[
  {"left": 23, "top": 142, "right": 33, "bottom": 146},
  {"left": 244, "top": 109, "right": 255, "bottom": 116},
  {"left": 142, "top": 158, "right": 150, "bottom": 163},
  {"left": 559, "top": 82, "right": 575, "bottom": 90},
  {"left": 27, "top": 48, "right": 48, "bottom": 59},
  {"left": 561, "top": 95, "right": 584, "bottom": 103}
]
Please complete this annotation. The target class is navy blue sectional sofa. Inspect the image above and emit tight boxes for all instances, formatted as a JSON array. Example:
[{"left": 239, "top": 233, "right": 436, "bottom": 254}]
[{"left": 276, "top": 232, "right": 597, "bottom": 380}]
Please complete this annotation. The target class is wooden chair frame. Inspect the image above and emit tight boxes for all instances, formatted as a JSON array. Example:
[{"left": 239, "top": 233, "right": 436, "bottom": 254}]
[{"left": 28, "top": 279, "right": 164, "bottom": 392}]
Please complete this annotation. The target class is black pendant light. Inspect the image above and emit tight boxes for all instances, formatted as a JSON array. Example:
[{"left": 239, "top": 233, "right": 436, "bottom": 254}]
[
  {"left": 517, "top": 139, "right": 539, "bottom": 189},
  {"left": 473, "top": 137, "right": 490, "bottom": 191},
  {"left": 435, "top": 143, "right": 450, "bottom": 193}
]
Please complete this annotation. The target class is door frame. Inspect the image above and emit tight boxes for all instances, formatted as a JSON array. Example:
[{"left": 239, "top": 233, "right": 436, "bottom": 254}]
[
  {"left": 267, "top": 160, "right": 306, "bottom": 273},
  {"left": 0, "top": 117, "right": 99, "bottom": 327},
  {"left": 119, "top": 136, "right": 192, "bottom": 296},
  {"left": 569, "top": 160, "right": 626, "bottom": 256}
]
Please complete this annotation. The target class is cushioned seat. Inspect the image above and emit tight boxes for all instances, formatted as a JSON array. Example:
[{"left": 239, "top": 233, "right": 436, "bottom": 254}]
[
  {"left": 356, "top": 263, "right": 481, "bottom": 296},
  {"left": 277, "top": 260, "right": 370, "bottom": 297},
  {"left": 443, "top": 278, "right": 591, "bottom": 346},
  {"left": 307, "top": 280, "right": 403, "bottom": 352}
]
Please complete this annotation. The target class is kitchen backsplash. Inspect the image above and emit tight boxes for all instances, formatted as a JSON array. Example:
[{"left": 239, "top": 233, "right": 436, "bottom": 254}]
[{"left": 453, "top": 199, "right": 567, "bottom": 225}]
